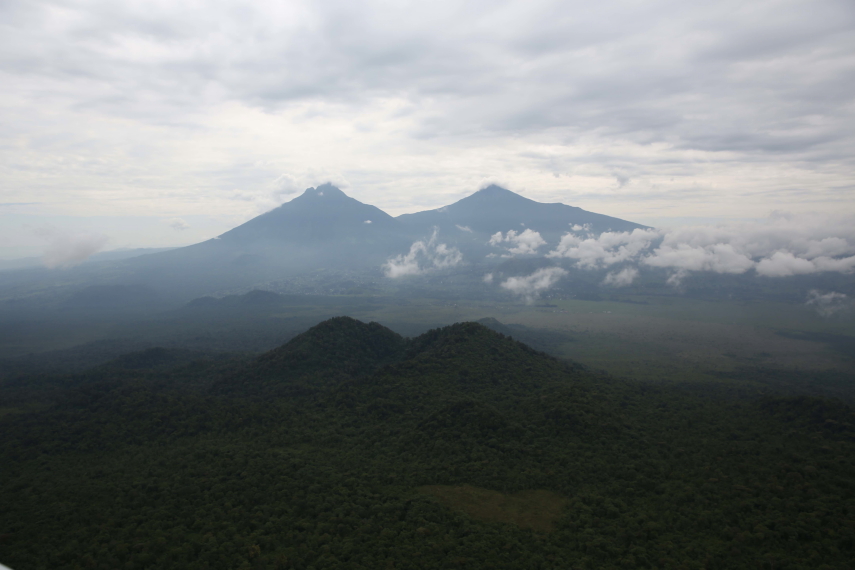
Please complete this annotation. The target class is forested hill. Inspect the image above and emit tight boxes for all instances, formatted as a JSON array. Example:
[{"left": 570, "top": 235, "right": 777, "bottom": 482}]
[
  {"left": 214, "top": 317, "right": 409, "bottom": 395},
  {"left": 2, "top": 318, "right": 855, "bottom": 570}
]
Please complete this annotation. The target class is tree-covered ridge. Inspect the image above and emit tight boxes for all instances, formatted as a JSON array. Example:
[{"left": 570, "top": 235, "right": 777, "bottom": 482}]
[
  {"left": 212, "top": 316, "right": 407, "bottom": 396},
  {"left": 1, "top": 318, "right": 854, "bottom": 569}
]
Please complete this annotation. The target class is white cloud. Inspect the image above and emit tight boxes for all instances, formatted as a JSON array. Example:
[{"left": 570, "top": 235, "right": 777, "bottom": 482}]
[
  {"left": 755, "top": 251, "right": 820, "bottom": 277},
  {"left": 34, "top": 227, "right": 108, "bottom": 268},
  {"left": 548, "top": 228, "right": 660, "bottom": 268},
  {"left": 645, "top": 243, "right": 755, "bottom": 274},
  {"left": 272, "top": 173, "right": 303, "bottom": 201},
  {"left": 806, "top": 290, "right": 852, "bottom": 317},
  {"left": 500, "top": 266, "right": 567, "bottom": 304},
  {"left": 383, "top": 228, "right": 462, "bottom": 277},
  {"left": 546, "top": 213, "right": 855, "bottom": 279},
  {"left": 489, "top": 229, "right": 547, "bottom": 256},
  {"left": 603, "top": 267, "right": 639, "bottom": 287},
  {"left": 456, "top": 224, "right": 473, "bottom": 233},
  {"left": 666, "top": 269, "right": 688, "bottom": 288},
  {"left": 364, "top": 220, "right": 372, "bottom": 224},
  {"left": 164, "top": 217, "right": 190, "bottom": 231},
  {"left": 483, "top": 272, "right": 493, "bottom": 283},
  {"left": 755, "top": 252, "right": 855, "bottom": 277}
]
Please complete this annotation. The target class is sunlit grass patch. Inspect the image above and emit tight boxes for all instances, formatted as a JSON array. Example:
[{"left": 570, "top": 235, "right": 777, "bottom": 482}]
[
  {"left": 417, "top": 484, "right": 567, "bottom": 532},
  {"left": 0, "top": 407, "right": 25, "bottom": 419}
]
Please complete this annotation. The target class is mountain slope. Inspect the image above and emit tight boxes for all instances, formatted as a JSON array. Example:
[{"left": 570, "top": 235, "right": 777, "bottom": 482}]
[
  {"left": 397, "top": 184, "right": 647, "bottom": 242},
  {"left": 123, "top": 184, "right": 414, "bottom": 298},
  {"left": 220, "top": 183, "right": 401, "bottom": 244},
  {"left": 107, "top": 183, "right": 648, "bottom": 300},
  {"left": 213, "top": 316, "right": 407, "bottom": 395}
]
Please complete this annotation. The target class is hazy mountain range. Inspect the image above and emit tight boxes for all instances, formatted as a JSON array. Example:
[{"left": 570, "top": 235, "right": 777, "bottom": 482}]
[
  {"left": 6, "top": 184, "right": 851, "bottom": 311},
  {"left": 112, "top": 184, "right": 645, "bottom": 299}
]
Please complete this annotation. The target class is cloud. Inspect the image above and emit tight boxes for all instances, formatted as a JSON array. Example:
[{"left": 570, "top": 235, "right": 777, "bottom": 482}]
[
  {"left": 489, "top": 229, "right": 547, "bottom": 256},
  {"left": 755, "top": 252, "right": 855, "bottom": 277},
  {"left": 548, "top": 228, "right": 660, "bottom": 268},
  {"left": 1, "top": 0, "right": 853, "bottom": 253},
  {"left": 500, "top": 266, "right": 568, "bottom": 304},
  {"left": 546, "top": 213, "right": 855, "bottom": 280},
  {"left": 7, "top": 0, "right": 849, "bottom": 158},
  {"left": 164, "top": 217, "right": 190, "bottom": 231},
  {"left": 383, "top": 228, "right": 463, "bottom": 277},
  {"left": 34, "top": 227, "right": 108, "bottom": 268},
  {"left": 806, "top": 290, "right": 852, "bottom": 318},
  {"left": 603, "top": 267, "right": 639, "bottom": 287},
  {"left": 666, "top": 269, "right": 689, "bottom": 288},
  {"left": 456, "top": 224, "right": 473, "bottom": 233},
  {"left": 483, "top": 272, "right": 493, "bottom": 283},
  {"left": 364, "top": 220, "right": 372, "bottom": 224},
  {"left": 755, "top": 251, "right": 819, "bottom": 277},
  {"left": 272, "top": 174, "right": 303, "bottom": 201},
  {"left": 645, "top": 243, "right": 755, "bottom": 274}
]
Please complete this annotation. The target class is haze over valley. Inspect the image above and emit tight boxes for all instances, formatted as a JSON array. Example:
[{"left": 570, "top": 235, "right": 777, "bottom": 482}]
[{"left": 1, "top": 181, "right": 853, "bottom": 397}]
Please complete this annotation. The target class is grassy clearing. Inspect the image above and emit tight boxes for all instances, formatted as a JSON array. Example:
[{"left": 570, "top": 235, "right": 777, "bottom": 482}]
[
  {"left": 417, "top": 484, "right": 568, "bottom": 532},
  {"left": 0, "top": 407, "right": 25, "bottom": 419}
]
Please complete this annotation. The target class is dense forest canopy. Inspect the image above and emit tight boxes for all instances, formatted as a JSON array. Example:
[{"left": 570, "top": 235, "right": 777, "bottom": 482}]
[{"left": 1, "top": 317, "right": 854, "bottom": 569}]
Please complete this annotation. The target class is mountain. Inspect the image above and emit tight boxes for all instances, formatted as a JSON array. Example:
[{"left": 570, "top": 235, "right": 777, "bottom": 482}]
[
  {"left": 219, "top": 183, "right": 400, "bottom": 244},
  {"left": 13, "top": 183, "right": 646, "bottom": 302},
  {"left": 214, "top": 316, "right": 407, "bottom": 395},
  {"left": 394, "top": 184, "right": 648, "bottom": 261},
  {"left": 122, "top": 184, "right": 415, "bottom": 298},
  {"left": 398, "top": 184, "right": 647, "bottom": 242}
]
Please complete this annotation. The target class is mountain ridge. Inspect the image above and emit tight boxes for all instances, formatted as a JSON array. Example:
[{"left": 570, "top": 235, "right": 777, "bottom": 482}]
[
  {"left": 219, "top": 183, "right": 401, "bottom": 245},
  {"left": 396, "top": 183, "right": 647, "bottom": 238},
  {"left": 79, "top": 183, "right": 649, "bottom": 301}
]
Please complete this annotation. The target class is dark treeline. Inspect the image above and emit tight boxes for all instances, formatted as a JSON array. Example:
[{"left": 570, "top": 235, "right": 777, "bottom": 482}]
[{"left": 1, "top": 318, "right": 854, "bottom": 569}]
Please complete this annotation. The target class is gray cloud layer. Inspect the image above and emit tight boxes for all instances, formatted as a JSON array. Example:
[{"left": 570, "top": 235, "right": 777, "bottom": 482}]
[
  {"left": 1, "top": 0, "right": 853, "bottom": 256},
  {"left": 6, "top": 0, "right": 850, "bottom": 150}
]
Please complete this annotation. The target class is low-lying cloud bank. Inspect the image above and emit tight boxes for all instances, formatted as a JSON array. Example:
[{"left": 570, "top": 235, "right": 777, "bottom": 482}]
[
  {"left": 489, "top": 229, "right": 547, "bottom": 256},
  {"left": 384, "top": 229, "right": 462, "bottom": 278},
  {"left": 547, "top": 214, "right": 855, "bottom": 285},
  {"left": 489, "top": 213, "right": 855, "bottom": 300},
  {"left": 500, "top": 267, "right": 568, "bottom": 304}
]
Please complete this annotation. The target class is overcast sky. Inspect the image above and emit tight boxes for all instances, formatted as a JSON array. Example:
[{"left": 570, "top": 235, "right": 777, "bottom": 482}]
[{"left": 1, "top": 0, "right": 853, "bottom": 258}]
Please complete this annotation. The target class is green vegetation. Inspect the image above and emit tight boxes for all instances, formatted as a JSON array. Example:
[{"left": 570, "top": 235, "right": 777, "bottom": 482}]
[
  {"left": 2, "top": 317, "right": 854, "bottom": 569},
  {"left": 417, "top": 485, "right": 568, "bottom": 532}
]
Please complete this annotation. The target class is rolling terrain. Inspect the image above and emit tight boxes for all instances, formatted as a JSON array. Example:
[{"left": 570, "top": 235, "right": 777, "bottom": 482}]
[{"left": 2, "top": 318, "right": 854, "bottom": 569}]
